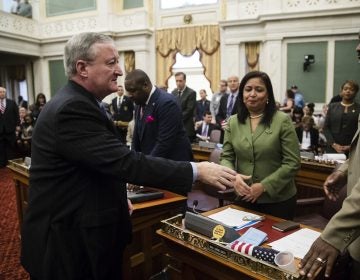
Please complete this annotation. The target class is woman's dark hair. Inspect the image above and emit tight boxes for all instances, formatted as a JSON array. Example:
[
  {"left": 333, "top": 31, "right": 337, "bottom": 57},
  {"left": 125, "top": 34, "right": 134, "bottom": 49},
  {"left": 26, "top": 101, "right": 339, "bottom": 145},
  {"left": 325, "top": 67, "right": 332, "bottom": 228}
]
[
  {"left": 286, "top": 89, "right": 295, "bottom": 99},
  {"left": 237, "top": 71, "right": 277, "bottom": 126},
  {"left": 35, "top": 93, "right": 47, "bottom": 106},
  {"left": 306, "top": 102, "right": 315, "bottom": 115},
  {"left": 292, "top": 106, "right": 304, "bottom": 123}
]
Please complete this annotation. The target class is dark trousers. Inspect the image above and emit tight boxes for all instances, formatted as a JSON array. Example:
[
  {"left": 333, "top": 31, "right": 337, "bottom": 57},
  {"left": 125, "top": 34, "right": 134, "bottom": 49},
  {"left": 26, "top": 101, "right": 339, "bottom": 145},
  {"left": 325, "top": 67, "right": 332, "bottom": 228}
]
[
  {"left": 234, "top": 195, "right": 297, "bottom": 220},
  {"left": 351, "top": 259, "right": 360, "bottom": 280}
]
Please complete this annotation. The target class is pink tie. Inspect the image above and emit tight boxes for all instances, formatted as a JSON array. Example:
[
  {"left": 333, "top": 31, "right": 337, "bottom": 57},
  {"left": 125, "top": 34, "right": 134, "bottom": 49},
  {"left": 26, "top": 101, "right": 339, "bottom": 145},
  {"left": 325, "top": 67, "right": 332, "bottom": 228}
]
[{"left": 0, "top": 99, "right": 5, "bottom": 114}]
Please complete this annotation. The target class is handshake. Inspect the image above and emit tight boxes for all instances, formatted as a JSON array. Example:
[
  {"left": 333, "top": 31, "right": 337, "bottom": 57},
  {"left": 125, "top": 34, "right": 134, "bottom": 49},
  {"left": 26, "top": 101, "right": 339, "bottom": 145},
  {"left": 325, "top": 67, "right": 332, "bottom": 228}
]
[{"left": 195, "top": 161, "right": 237, "bottom": 191}]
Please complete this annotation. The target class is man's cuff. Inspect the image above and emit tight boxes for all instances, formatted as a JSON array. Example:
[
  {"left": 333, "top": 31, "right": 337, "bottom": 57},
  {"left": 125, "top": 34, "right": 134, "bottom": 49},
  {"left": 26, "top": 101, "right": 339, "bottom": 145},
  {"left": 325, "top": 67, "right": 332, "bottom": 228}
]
[{"left": 190, "top": 162, "right": 198, "bottom": 183}]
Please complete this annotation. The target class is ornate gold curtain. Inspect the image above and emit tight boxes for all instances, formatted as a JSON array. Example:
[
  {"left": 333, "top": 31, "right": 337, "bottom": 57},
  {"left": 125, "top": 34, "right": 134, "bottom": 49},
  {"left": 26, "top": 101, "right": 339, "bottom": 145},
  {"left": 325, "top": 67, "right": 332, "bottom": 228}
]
[
  {"left": 245, "top": 42, "right": 260, "bottom": 71},
  {"left": 156, "top": 25, "right": 220, "bottom": 93},
  {"left": 124, "top": 51, "right": 135, "bottom": 75}
]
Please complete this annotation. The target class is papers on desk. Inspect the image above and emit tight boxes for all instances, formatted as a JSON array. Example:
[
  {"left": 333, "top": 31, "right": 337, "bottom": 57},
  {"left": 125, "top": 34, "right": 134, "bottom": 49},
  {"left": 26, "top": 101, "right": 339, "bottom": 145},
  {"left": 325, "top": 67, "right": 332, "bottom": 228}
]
[
  {"left": 268, "top": 228, "right": 321, "bottom": 259},
  {"left": 208, "top": 207, "right": 263, "bottom": 230}
]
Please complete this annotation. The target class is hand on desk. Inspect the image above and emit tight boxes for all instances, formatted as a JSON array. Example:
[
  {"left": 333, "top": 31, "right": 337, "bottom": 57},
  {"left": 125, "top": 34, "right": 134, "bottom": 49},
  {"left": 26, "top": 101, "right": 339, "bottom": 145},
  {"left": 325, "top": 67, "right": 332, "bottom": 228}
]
[
  {"left": 323, "top": 170, "right": 347, "bottom": 201},
  {"left": 299, "top": 237, "right": 339, "bottom": 278},
  {"left": 196, "top": 162, "right": 237, "bottom": 190}
]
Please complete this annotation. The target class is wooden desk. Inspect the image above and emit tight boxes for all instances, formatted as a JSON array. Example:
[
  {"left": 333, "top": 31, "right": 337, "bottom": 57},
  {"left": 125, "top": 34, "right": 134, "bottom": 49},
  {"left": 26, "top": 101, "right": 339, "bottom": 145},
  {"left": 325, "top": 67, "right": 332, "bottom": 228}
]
[
  {"left": 295, "top": 160, "right": 335, "bottom": 199},
  {"left": 191, "top": 144, "right": 214, "bottom": 162},
  {"left": 124, "top": 190, "right": 186, "bottom": 279},
  {"left": 7, "top": 159, "right": 187, "bottom": 280},
  {"left": 158, "top": 205, "right": 323, "bottom": 280}
]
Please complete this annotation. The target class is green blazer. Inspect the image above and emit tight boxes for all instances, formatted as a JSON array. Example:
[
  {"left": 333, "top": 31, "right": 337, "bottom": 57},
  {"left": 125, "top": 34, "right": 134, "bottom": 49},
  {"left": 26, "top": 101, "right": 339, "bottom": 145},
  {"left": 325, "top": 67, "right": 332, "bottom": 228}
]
[
  {"left": 321, "top": 117, "right": 360, "bottom": 262},
  {"left": 220, "top": 111, "right": 300, "bottom": 203}
]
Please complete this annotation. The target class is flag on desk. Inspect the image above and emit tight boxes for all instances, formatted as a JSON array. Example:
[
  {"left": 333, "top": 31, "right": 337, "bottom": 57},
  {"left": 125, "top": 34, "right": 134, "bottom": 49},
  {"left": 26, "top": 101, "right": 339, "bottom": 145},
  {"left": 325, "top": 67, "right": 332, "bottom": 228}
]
[{"left": 230, "top": 240, "right": 279, "bottom": 265}]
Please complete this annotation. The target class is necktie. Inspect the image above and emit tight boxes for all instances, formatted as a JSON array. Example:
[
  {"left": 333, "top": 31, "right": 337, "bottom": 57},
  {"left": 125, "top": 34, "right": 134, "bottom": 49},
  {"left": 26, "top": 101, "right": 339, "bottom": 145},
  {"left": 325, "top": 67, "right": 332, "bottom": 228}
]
[
  {"left": 99, "top": 103, "right": 110, "bottom": 120},
  {"left": 140, "top": 106, "right": 144, "bottom": 119},
  {"left": 0, "top": 99, "right": 5, "bottom": 114},
  {"left": 227, "top": 94, "right": 234, "bottom": 118},
  {"left": 118, "top": 97, "right": 122, "bottom": 108},
  {"left": 202, "top": 124, "right": 208, "bottom": 136},
  {"left": 178, "top": 91, "right": 182, "bottom": 98}
]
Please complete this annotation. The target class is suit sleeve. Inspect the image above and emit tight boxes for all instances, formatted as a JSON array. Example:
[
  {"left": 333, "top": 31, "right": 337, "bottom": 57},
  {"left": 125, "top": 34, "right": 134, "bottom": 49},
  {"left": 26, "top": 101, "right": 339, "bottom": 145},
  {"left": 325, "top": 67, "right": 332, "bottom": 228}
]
[
  {"left": 55, "top": 100, "right": 193, "bottom": 190},
  {"left": 323, "top": 103, "right": 335, "bottom": 145},
  {"left": 321, "top": 178, "right": 360, "bottom": 253},
  {"left": 150, "top": 100, "right": 183, "bottom": 157},
  {"left": 182, "top": 90, "right": 196, "bottom": 121},
  {"left": 220, "top": 116, "right": 236, "bottom": 170}
]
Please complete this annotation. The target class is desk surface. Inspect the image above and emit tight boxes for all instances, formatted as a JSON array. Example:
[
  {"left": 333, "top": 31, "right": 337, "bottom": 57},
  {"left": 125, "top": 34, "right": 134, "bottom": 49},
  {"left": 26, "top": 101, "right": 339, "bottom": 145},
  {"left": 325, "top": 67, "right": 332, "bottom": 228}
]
[{"left": 158, "top": 205, "right": 322, "bottom": 280}]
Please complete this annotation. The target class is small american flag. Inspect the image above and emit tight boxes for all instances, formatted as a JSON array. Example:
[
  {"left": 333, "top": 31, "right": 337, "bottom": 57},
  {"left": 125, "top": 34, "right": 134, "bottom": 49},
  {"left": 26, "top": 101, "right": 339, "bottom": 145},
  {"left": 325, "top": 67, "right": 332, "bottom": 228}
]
[{"left": 230, "top": 240, "right": 279, "bottom": 265}]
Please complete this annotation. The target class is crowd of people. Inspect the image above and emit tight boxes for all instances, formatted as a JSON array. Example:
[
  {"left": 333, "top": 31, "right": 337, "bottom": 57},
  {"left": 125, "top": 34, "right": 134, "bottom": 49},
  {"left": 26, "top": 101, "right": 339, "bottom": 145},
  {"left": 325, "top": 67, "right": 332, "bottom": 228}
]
[{"left": 0, "top": 30, "right": 359, "bottom": 279}]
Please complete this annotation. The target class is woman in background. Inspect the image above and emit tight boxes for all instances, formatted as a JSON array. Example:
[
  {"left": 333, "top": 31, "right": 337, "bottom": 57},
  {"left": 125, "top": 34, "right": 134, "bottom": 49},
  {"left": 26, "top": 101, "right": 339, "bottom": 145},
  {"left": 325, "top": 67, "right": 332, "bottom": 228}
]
[
  {"left": 29, "top": 93, "right": 47, "bottom": 121},
  {"left": 296, "top": 115, "right": 319, "bottom": 154},
  {"left": 324, "top": 80, "right": 360, "bottom": 157},
  {"left": 279, "top": 89, "right": 294, "bottom": 115},
  {"left": 221, "top": 71, "right": 300, "bottom": 220}
]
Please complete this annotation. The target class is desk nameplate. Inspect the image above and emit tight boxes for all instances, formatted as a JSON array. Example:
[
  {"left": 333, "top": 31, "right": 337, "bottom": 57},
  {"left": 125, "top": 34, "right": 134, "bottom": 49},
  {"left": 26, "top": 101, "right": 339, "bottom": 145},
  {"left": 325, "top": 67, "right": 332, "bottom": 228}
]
[{"left": 160, "top": 214, "right": 301, "bottom": 280}]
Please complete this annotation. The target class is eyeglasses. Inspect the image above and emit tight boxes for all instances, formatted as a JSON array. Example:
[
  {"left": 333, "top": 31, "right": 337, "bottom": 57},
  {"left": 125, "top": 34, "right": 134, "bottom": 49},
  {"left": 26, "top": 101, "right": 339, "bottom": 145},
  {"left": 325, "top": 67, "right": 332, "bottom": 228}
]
[{"left": 242, "top": 215, "right": 265, "bottom": 222}]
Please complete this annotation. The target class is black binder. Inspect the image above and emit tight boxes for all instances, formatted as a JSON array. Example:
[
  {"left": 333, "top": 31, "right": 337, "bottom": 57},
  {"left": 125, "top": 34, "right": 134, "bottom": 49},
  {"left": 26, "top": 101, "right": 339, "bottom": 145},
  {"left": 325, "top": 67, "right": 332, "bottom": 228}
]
[{"left": 127, "top": 187, "right": 164, "bottom": 203}]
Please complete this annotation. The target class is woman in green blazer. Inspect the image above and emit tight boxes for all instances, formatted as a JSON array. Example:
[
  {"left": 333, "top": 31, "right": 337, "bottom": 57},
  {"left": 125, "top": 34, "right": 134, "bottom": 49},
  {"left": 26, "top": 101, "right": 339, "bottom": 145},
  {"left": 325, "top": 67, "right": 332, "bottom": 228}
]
[{"left": 221, "top": 71, "right": 300, "bottom": 219}]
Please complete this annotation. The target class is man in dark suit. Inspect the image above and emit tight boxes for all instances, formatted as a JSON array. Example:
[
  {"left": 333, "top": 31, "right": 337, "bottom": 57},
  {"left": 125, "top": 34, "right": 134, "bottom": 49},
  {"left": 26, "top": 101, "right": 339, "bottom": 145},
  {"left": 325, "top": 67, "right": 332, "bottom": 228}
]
[
  {"left": 171, "top": 72, "right": 196, "bottom": 142},
  {"left": 195, "top": 89, "right": 210, "bottom": 122},
  {"left": 111, "top": 85, "right": 134, "bottom": 144},
  {"left": 216, "top": 75, "right": 240, "bottom": 143},
  {"left": 20, "top": 32, "right": 237, "bottom": 280},
  {"left": 195, "top": 111, "right": 220, "bottom": 141},
  {"left": 125, "top": 69, "right": 193, "bottom": 195},
  {"left": 0, "top": 86, "right": 20, "bottom": 167}
]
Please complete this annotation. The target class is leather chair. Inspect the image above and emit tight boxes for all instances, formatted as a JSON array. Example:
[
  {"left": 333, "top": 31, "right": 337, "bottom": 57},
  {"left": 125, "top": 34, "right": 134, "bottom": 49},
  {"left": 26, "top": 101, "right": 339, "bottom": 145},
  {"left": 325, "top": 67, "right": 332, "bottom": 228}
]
[
  {"left": 209, "top": 129, "right": 221, "bottom": 144},
  {"left": 294, "top": 185, "right": 347, "bottom": 229}
]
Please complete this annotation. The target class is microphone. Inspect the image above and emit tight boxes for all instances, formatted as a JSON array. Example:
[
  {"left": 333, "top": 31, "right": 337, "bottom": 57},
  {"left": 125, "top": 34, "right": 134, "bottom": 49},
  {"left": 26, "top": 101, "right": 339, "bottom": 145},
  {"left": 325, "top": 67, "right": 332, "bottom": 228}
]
[{"left": 192, "top": 200, "right": 199, "bottom": 214}]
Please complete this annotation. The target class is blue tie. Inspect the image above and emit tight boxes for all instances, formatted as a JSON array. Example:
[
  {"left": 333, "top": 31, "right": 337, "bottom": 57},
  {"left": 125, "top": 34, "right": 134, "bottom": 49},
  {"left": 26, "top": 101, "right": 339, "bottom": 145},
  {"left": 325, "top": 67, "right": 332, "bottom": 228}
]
[{"left": 227, "top": 94, "right": 234, "bottom": 118}]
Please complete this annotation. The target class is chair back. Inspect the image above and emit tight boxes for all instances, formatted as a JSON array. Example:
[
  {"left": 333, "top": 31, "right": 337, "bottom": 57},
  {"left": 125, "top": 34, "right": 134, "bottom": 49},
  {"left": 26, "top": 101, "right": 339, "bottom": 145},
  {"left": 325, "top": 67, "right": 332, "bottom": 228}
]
[
  {"left": 209, "top": 148, "right": 222, "bottom": 163},
  {"left": 209, "top": 129, "right": 221, "bottom": 143}
]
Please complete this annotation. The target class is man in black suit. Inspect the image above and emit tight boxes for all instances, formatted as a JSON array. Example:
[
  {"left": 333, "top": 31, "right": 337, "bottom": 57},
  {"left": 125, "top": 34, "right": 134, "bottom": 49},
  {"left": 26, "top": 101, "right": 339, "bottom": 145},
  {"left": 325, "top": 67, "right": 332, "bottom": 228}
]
[
  {"left": 125, "top": 69, "right": 193, "bottom": 195},
  {"left": 111, "top": 85, "right": 134, "bottom": 144},
  {"left": 20, "top": 32, "right": 237, "bottom": 280},
  {"left": 0, "top": 86, "right": 20, "bottom": 167},
  {"left": 216, "top": 75, "right": 240, "bottom": 143},
  {"left": 195, "top": 89, "right": 210, "bottom": 122},
  {"left": 171, "top": 72, "right": 196, "bottom": 142},
  {"left": 195, "top": 111, "right": 220, "bottom": 141}
]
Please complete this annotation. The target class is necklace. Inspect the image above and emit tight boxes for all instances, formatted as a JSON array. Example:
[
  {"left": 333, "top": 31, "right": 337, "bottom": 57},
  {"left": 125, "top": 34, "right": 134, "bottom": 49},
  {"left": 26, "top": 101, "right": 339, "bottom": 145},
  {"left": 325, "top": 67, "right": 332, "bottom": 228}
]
[
  {"left": 249, "top": 113, "right": 264, "bottom": 119},
  {"left": 341, "top": 102, "right": 354, "bottom": 107}
]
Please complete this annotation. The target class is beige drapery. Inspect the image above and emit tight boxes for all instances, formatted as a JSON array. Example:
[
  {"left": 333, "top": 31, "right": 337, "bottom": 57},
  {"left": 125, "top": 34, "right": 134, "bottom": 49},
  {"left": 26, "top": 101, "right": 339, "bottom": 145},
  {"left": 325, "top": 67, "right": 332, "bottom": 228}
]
[
  {"left": 7, "top": 65, "right": 26, "bottom": 81},
  {"left": 124, "top": 51, "right": 135, "bottom": 75},
  {"left": 156, "top": 25, "right": 220, "bottom": 93},
  {"left": 245, "top": 42, "right": 260, "bottom": 71}
]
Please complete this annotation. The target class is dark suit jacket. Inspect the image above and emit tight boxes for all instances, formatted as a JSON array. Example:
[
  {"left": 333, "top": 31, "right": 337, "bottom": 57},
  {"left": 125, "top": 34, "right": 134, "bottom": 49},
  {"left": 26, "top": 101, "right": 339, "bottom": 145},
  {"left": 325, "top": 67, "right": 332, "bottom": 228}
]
[
  {"left": 295, "top": 127, "right": 319, "bottom": 152},
  {"left": 171, "top": 86, "right": 196, "bottom": 139},
  {"left": 21, "top": 81, "right": 193, "bottom": 280},
  {"left": 132, "top": 88, "right": 193, "bottom": 194},
  {"left": 195, "top": 99, "right": 210, "bottom": 121},
  {"left": 111, "top": 95, "right": 134, "bottom": 122},
  {"left": 0, "top": 98, "right": 19, "bottom": 137},
  {"left": 215, "top": 93, "right": 240, "bottom": 125}
]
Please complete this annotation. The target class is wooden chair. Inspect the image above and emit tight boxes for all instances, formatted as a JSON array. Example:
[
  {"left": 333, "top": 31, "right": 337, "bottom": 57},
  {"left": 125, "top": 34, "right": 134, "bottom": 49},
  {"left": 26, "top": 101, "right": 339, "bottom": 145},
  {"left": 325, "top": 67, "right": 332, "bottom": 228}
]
[
  {"left": 294, "top": 185, "right": 347, "bottom": 229},
  {"left": 209, "top": 129, "right": 221, "bottom": 144}
]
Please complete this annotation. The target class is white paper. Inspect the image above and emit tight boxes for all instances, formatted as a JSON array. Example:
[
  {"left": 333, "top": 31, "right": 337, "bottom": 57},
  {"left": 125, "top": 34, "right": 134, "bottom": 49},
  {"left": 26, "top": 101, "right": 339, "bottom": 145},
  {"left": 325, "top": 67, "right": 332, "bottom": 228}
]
[
  {"left": 268, "top": 228, "right": 321, "bottom": 259},
  {"left": 208, "top": 207, "right": 262, "bottom": 228}
]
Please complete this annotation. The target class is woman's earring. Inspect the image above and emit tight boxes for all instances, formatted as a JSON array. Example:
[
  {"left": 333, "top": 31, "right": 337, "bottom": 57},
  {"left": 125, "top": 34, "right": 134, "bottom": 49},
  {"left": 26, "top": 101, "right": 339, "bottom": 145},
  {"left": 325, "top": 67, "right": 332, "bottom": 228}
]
[{"left": 266, "top": 99, "right": 269, "bottom": 104}]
